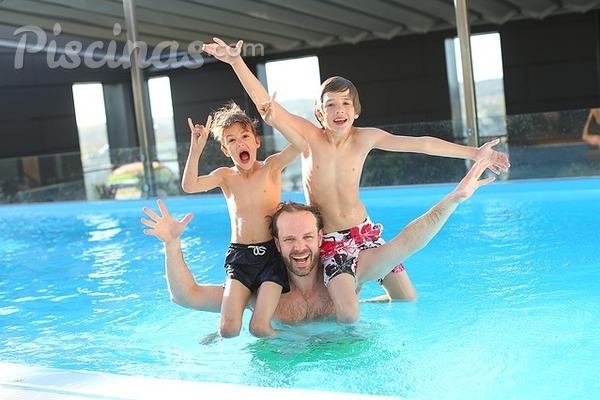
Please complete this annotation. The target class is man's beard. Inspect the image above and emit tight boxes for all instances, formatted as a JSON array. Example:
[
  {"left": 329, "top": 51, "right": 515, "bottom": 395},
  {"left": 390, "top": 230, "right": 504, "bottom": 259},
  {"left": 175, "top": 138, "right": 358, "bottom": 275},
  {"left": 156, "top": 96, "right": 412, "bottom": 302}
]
[{"left": 283, "top": 250, "right": 318, "bottom": 277}]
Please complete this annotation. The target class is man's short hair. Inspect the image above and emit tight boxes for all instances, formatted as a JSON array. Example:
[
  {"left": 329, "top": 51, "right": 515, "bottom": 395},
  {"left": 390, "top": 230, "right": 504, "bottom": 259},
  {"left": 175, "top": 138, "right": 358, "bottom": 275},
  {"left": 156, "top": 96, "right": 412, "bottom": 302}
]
[
  {"left": 269, "top": 201, "right": 324, "bottom": 238},
  {"left": 210, "top": 101, "right": 259, "bottom": 145}
]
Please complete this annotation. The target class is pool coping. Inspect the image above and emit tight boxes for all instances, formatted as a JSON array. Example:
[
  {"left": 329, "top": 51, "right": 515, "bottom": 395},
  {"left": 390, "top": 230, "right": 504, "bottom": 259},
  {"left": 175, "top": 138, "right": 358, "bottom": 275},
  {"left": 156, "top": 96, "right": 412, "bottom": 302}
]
[{"left": 0, "top": 362, "right": 400, "bottom": 400}]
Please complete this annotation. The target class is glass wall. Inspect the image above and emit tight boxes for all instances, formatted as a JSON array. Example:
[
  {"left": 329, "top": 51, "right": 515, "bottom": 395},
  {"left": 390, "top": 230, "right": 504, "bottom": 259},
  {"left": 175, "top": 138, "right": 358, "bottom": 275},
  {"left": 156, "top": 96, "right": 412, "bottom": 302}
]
[{"left": 1, "top": 109, "right": 598, "bottom": 204}]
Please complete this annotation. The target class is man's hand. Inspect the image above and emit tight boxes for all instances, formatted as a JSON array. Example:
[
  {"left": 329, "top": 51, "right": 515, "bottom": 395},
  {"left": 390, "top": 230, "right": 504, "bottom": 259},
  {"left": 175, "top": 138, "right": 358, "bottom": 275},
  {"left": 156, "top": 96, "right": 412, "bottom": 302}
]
[
  {"left": 202, "top": 37, "right": 242, "bottom": 65},
  {"left": 142, "top": 199, "right": 193, "bottom": 244},
  {"left": 476, "top": 138, "right": 510, "bottom": 174},
  {"left": 449, "top": 158, "right": 496, "bottom": 203}
]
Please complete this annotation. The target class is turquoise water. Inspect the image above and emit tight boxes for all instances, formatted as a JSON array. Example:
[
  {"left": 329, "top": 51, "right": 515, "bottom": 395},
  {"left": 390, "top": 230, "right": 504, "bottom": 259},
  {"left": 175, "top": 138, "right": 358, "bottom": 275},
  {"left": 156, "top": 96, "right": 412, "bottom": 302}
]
[{"left": 1, "top": 178, "right": 599, "bottom": 399}]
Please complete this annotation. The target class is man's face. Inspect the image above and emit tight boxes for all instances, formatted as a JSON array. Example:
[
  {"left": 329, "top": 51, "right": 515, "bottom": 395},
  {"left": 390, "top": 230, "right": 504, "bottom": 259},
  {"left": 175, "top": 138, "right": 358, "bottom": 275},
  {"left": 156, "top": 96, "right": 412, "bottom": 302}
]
[{"left": 274, "top": 211, "right": 322, "bottom": 277}]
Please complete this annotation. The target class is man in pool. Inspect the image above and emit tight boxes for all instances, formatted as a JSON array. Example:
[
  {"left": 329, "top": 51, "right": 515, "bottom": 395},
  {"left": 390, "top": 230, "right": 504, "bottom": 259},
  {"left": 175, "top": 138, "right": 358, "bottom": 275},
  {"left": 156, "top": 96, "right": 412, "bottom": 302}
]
[{"left": 142, "top": 158, "right": 494, "bottom": 327}]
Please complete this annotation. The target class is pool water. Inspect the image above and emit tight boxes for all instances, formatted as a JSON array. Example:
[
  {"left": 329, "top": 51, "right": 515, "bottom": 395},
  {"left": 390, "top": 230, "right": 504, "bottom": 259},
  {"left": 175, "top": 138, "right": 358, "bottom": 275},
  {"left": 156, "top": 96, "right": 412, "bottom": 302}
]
[{"left": 1, "top": 178, "right": 599, "bottom": 399}]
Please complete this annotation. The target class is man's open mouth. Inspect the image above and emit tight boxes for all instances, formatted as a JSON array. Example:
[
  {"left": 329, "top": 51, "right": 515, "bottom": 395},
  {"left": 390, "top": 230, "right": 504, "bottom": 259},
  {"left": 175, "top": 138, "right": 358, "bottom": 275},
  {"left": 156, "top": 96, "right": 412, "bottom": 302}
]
[{"left": 291, "top": 253, "right": 310, "bottom": 265}]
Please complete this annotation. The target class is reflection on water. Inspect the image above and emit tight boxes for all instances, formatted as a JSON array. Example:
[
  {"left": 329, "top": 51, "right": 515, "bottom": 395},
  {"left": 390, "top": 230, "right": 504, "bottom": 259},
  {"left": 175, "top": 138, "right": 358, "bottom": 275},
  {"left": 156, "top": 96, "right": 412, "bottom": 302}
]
[
  {"left": 78, "top": 213, "right": 122, "bottom": 242},
  {"left": 85, "top": 244, "right": 127, "bottom": 278},
  {"left": 247, "top": 322, "right": 373, "bottom": 366},
  {"left": 242, "top": 324, "right": 376, "bottom": 390}
]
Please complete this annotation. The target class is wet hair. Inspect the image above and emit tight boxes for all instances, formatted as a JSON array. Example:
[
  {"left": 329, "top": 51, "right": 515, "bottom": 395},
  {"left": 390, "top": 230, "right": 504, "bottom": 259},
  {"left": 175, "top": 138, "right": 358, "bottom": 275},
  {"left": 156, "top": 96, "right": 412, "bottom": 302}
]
[
  {"left": 210, "top": 101, "right": 259, "bottom": 145},
  {"left": 269, "top": 201, "right": 324, "bottom": 238},
  {"left": 314, "top": 76, "right": 362, "bottom": 124}
]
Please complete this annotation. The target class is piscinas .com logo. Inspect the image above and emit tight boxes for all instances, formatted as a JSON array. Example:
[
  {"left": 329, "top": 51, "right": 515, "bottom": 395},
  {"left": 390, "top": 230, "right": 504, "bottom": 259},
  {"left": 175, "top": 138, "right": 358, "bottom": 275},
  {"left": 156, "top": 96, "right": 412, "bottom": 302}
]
[{"left": 12, "top": 23, "right": 262, "bottom": 70}]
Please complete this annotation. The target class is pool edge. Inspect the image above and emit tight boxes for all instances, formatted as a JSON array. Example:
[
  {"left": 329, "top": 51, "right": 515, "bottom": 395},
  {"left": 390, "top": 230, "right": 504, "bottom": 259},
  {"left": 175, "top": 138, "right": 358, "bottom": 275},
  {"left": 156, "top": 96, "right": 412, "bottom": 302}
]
[{"left": 0, "top": 362, "right": 402, "bottom": 400}]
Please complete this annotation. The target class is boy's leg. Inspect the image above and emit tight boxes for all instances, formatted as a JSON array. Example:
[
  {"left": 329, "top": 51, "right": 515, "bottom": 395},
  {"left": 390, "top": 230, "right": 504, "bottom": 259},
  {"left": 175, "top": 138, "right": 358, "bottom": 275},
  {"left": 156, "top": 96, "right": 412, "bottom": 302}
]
[
  {"left": 326, "top": 273, "right": 360, "bottom": 324},
  {"left": 219, "top": 279, "right": 251, "bottom": 338},
  {"left": 249, "top": 281, "right": 283, "bottom": 337},
  {"left": 321, "top": 228, "right": 361, "bottom": 323},
  {"left": 354, "top": 246, "right": 417, "bottom": 301},
  {"left": 353, "top": 234, "right": 417, "bottom": 301},
  {"left": 379, "top": 269, "right": 418, "bottom": 301}
]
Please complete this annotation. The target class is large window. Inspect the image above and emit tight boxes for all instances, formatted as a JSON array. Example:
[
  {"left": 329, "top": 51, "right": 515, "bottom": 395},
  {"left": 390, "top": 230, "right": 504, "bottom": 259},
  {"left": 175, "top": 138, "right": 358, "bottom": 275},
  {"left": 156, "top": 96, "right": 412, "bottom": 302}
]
[
  {"left": 72, "top": 82, "right": 110, "bottom": 200},
  {"left": 148, "top": 76, "right": 179, "bottom": 176},
  {"left": 73, "top": 77, "right": 180, "bottom": 200},
  {"left": 263, "top": 56, "right": 320, "bottom": 191},
  {"left": 446, "top": 32, "right": 507, "bottom": 140}
]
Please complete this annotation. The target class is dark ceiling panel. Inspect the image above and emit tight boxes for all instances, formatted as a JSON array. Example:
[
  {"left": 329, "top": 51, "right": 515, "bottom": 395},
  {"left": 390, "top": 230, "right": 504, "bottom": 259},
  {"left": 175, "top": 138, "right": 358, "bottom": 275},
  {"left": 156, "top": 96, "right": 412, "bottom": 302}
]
[{"left": 0, "top": 0, "right": 599, "bottom": 55}]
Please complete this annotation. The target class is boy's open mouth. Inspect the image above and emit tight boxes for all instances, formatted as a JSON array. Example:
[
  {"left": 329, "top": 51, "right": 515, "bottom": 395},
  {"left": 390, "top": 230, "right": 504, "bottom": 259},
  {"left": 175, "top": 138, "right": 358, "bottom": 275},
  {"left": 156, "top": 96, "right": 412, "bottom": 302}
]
[{"left": 239, "top": 150, "right": 250, "bottom": 163}]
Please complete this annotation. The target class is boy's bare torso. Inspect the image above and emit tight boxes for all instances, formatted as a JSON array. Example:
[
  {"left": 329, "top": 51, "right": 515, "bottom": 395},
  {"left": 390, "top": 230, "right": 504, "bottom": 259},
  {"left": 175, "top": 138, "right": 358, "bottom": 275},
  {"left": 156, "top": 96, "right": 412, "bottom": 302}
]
[
  {"left": 302, "top": 125, "right": 375, "bottom": 233},
  {"left": 219, "top": 161, "right": 282, "bottom": 244}
]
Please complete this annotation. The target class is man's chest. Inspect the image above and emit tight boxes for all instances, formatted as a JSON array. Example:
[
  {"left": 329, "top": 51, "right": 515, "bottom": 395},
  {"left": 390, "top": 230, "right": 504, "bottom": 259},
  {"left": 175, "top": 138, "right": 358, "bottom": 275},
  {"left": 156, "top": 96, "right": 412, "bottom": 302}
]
[{"left": 274, "top": 292, "right": 335, "bottom": 323}]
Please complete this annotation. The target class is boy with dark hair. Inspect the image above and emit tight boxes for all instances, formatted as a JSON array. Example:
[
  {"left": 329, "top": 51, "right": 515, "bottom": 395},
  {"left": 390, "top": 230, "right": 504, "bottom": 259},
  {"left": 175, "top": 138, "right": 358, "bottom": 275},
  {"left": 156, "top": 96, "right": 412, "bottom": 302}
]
[{"left": 180, "top": 101, "right": 305, "bottom": 337}]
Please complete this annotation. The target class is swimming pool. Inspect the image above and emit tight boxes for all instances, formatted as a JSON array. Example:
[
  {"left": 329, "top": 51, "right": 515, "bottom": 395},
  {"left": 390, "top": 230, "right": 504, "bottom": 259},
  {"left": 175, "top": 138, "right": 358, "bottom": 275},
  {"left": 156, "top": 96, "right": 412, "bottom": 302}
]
[{"left": 1, "top": 177, "right": 599, "bottom": 399}]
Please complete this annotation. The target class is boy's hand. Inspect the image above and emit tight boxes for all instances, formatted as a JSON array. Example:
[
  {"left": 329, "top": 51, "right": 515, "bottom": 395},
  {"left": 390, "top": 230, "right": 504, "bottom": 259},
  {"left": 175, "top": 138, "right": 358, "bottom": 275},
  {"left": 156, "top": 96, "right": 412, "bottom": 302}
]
[
  {"left": 141, "top": 199, "right": 193, "bottom": 244},
  {"left": 476, "top": 138, "right": 511, "bottom": 174},
  {"left": 253, "top": 91, "right": 277, "bottom": 125},
  {"left": 449, "top": 158, "right": 496, "bottom": 203},
  {"left": 202, "top": 37, "right": 242, "bottom": 65},
  {"left": 187, "top": 115, "right": 212, "bottom": 152}
]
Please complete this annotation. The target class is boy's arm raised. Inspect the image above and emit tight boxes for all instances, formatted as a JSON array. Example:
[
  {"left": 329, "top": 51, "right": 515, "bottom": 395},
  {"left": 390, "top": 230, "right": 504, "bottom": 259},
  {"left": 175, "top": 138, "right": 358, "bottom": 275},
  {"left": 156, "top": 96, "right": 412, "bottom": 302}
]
[
  {"left": 202, "top": 39, "right": 269, "bottom": 102},
  {"left": 181, "top": 116, "right": 224, "bottom": 193},
  {"left": 261, "top": 95, "right": 305, "bottom": 171},
  {"left": 260, "top": 92, "right": 307, "bottom": 153},
  {"left": 202, "top": 38, "right": 315, "bottom": 145}
]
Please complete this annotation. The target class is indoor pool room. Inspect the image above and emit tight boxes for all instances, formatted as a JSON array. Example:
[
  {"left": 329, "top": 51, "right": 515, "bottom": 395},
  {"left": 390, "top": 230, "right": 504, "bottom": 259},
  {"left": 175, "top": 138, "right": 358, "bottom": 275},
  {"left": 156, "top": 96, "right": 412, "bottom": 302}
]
[{"left": 2, "top": 1, "right": 600, "bottom": 399}]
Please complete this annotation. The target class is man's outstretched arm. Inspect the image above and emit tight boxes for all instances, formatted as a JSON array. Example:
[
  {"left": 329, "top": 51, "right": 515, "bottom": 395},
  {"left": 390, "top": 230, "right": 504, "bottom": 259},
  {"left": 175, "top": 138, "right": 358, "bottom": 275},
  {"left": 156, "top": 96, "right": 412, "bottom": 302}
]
[
  {"left": 356, "top": 159, "right": 495, "bottom": 284},
  {"left": 142, "top": 199, "right": 223, "bottom": 311}
]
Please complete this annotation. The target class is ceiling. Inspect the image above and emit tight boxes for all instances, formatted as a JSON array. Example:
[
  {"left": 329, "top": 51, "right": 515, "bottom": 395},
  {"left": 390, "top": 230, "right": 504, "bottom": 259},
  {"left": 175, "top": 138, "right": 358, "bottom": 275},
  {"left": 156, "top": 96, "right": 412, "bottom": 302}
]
[{"left": 1, "top": 0, "right": 600, "bottom": 56}]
